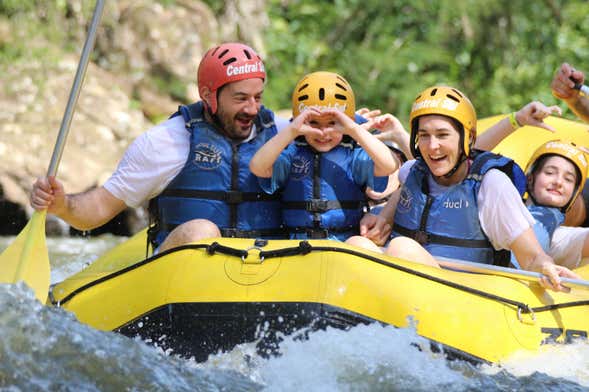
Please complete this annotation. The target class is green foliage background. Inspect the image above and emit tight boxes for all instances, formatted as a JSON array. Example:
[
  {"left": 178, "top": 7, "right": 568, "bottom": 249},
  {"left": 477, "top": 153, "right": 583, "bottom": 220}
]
[
  {"left": 263, "top": 0, "right": 589, "bottom": 124},
  {"left": 2, "top": 0, "right": 589, "bottom": 125}
]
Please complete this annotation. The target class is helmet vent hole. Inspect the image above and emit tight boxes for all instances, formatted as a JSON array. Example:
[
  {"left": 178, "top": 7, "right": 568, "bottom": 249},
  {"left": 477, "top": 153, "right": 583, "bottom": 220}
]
[
  {"left": 211, "top": 47, "right": 220, "bottom": 56},
  {"left": 430, "top": 88, "right": 437, "bottom": 96},
  {"left": 451, "top": 89, "right": 463, "bottom": 97},
  {"left": 335, "top": 82, "right": 348, "bottom": 91},
  {"left": 445, "top": 94, "right": 460, "bottom": 103},
  {"left": 298, "top": 83, "right": 309, "bottom": 92},
  {"left": 297, "top": 95, "right": 309, "bottom": 102},
  {"left": 335, "top": 94, "right": 347, "bottom": 100},
  {"left": 243, "top": 50, "right": 252, "bottom": 59},
  {"left": 319, "top": 88, "right": 325, "bottom": 100},
  {"left": 223, "top": 57, "right": 237, "bottom": 66},
  {"left": 218, "top": 49, "right": 229, "bottom": 59}
]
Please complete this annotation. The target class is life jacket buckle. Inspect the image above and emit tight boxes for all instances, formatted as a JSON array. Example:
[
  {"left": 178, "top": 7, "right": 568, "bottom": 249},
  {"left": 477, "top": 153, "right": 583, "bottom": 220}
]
[
  {"left": 225, "top": 191, "right": 243, "bottom": 204},
  {"left": 306, "top": 228, "right": 329, "bottom": 239},
  {"left": 306, "top": 199, "right": 329, "bottom": 213},
  {"left": 414, "top": 230, "right": 430, "bottom": 245}
]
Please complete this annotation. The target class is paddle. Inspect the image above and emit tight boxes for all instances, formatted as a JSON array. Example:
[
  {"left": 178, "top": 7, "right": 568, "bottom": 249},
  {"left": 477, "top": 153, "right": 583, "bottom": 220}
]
[
  {"left": 436, "top": 256, "right": 589, "bottom": 291},
  {"left": 0, "top": 0, "right": 105, "bottom": 303}
]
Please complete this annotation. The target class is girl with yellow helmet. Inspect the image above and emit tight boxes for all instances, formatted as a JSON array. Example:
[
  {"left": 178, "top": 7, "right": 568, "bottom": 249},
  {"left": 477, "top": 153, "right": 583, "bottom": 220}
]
[
  {"left": 512, "top": 140, "right": 589, "bottom": 270},
  {"left": 249, "top": 71, "right": 399, "bottom": 241},
  {"left": 358, "top": 85, "right": 579, "bottom": 292}
]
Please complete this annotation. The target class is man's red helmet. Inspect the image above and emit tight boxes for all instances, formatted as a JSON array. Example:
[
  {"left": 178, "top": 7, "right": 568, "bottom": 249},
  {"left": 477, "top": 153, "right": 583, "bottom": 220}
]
[{"left": 197, "top": 43, "right": 266, "bottom": 114}]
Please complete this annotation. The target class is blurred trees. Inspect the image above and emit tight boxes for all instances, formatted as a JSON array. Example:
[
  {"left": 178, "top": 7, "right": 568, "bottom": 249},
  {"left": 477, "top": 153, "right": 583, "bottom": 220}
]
[
  {"left": 264, "top": 0, "right": 589, "bottom": 123},
  {"left": 2, "top": 0, "right": 589, "bottom": 123}
]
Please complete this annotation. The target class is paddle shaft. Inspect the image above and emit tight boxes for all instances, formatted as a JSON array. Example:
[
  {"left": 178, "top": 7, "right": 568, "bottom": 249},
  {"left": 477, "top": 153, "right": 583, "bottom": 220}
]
[
  {"left": 47, "top": 0, "right": 105, "bottom": 177},
  {"left": 435, "top": 256, "right": 589, "bottom": 291}
]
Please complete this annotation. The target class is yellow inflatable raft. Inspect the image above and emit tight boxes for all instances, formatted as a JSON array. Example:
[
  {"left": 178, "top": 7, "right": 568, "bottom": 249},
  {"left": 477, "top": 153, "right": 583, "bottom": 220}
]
[{"left": 48, "top": 115, "right": 589, "bottom": 364}]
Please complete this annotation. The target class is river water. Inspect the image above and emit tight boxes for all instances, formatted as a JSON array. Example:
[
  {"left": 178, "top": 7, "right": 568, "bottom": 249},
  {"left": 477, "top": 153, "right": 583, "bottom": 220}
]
[{"left": 0, "top": 235, "right": 588, "bottom": 391}]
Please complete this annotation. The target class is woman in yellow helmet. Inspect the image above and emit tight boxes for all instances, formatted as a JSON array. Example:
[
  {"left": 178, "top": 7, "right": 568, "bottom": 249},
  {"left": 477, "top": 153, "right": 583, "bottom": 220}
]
[
  {"left": 357, "top": 85, "right": 579, "bottom": 292},
  {"left": 510, "top": 141, "right": 589, "bottom": 270},
  {"left": 249, "top": 71, "right": 399, "bottom": 241}
]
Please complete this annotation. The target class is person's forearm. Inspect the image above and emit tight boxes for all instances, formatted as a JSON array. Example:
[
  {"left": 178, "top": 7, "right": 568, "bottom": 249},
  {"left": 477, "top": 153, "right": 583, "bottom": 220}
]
[
  {"left": 475, "top": 117, "right": 516, "bottom": 151},
  {"left": 395, "top": 131, "right": 413, "bottom": 160},
  {"left": 58, "top": 187, "right": 126, "bottom": 230},
  {"left": 565, "top": 95, "right": 589, "bottom": 123},
  {"left": 378, "top": 188, "right": 400, "bottom": 224},
  {"left": 249, "top": 127, "right": 296, "bottom": 177},
  {"left": 351, "top": 125, "right": 398, "bottom": 176}
]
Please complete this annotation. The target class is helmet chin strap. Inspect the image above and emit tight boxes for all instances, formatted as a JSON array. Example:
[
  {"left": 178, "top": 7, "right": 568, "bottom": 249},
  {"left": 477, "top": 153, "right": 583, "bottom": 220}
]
[
  {"left": 203, "top": 100, "right": 228, "bottom": 136},
  {"left": 442, "top": 153, "right": 468, "bottom": 179}
]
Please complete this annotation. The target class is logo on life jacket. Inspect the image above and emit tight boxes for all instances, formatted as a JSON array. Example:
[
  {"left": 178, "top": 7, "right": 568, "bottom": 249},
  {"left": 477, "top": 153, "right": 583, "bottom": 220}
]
[
  {"left": 397, "top": 187, "right": 413, "bottom": 213},
  {"left": 193, "top": 143, "right": 222, "bottom": 170},
  {"left": 226, "top": 61, "right": 265, "bottom": 77},
  {"left": 291, "top": 155, "right": 312, "bottom": 180},
  {"left": 443, "top": 199, "right": 469, "bottom": 209}
]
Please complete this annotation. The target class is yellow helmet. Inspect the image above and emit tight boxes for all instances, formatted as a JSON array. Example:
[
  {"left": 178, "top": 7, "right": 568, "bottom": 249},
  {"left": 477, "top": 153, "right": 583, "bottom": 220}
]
[
  {"left": 525, "top": 140, "right": 588, "bottom": 212},
  {"left": 409, "top": 86, "right": 477, "bottom": 158},
  {"left": 292, "top": 71, "right": 356, "bottom": 119}
]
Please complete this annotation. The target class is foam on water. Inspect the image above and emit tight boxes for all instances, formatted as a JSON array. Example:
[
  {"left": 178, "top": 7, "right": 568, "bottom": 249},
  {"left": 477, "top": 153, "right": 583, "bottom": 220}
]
[
  {"left": 482, "top": 341, "right": 589, "bottom": 387},
  {"left": 0, "top": 283, "right": 260, "bottom": 391},
  {"left": 196, "top": 323, "right": 481, "bottom": 391},
  {"left": 2, "top": 235, "right": 588, "bottom": 391}
]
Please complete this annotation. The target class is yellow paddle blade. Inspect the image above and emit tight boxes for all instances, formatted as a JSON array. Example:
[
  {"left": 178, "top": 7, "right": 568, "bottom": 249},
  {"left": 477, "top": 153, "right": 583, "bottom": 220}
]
[{"left": 0, "top": 211, "right": 50, "bottom": 303}]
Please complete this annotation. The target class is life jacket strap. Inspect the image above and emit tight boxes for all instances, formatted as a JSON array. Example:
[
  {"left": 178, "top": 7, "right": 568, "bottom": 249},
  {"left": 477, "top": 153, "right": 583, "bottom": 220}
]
[
  {"left": 159, "top": 189, "right": 281, "bottom": 204},
  {"left": 393, "top": 223, "right": 492, "bottom": 248},
  {"left": 282, "top": 199, "right": 365, "bottom": 213}
]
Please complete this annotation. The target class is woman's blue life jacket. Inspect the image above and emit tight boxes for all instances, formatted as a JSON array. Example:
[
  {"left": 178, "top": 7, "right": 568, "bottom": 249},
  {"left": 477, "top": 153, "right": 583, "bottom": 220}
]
[
  {"left": 510, "top": 203, "right": 565, "bottom": 269},
  {"left": 147, "top": 102, "right": 286, "bottom": 249},
  {"left": 258, "top": 135, "right": 387, "bottom": 241},
  {"left": 392, "top": 150, "right": 526, "bottom": 266}
]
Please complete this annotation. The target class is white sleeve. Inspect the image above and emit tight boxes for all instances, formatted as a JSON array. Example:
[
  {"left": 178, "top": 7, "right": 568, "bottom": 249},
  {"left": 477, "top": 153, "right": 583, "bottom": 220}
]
[
  {"left": 275, "top": 116, "right": 292, "bottom": 132},
  {"left": 477, "top": 169, "right": 534, "bottom": 250},
  {"left": 103, "top": 116, "right": 189, "bottom": 208},
  {"left": 398, "top": 160, "right": 417, "bottom": 184},
  {"left": 550, "top": 226, "right": 589, "bottom": 269}
]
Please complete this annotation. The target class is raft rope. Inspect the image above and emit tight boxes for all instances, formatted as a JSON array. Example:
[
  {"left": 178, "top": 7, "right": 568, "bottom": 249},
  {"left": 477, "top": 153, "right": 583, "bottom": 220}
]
[
  {"left": 51, "top": 241, "right": 589, "bottom": 315},
  {"left": 244, "top": 241, "right": 589, "bottom": 316}
]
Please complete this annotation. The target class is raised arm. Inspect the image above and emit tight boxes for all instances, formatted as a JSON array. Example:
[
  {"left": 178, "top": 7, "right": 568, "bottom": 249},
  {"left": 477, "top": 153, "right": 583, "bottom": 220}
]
[
  {"left": 249, "top": 108, "right": 323, "bottom": 178},
  {"left": 369, "top": 113, "right": 413, "bottom": 160},
  {"left": 551, "top": 62, "right": 589, "bottom": 123},
  {"left": 325, "top": 108, "right": 399, "bottom": 176},
  {"left": 475, "top": 102, "right": 562, "bottom": 151}
]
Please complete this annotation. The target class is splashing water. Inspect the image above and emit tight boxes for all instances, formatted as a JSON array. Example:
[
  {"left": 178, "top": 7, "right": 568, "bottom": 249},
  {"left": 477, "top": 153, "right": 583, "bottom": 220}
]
[{"left": 0, "top": 235, "right": 588, "bottom": 391}]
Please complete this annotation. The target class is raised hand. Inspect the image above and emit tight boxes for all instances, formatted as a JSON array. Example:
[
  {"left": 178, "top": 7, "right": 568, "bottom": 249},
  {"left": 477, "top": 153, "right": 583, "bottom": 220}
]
[
  {"left": 551, "top": 62, "right": 585, "bottom": 100},
  {"left": 290, "top": 107, "right": 326, "bottom": 138},
  {"left": 515, "top": 101, "right": 562, "bottom": 132},
  {"left": 320, "top": 107, "right": 359, "bottom": 136}
]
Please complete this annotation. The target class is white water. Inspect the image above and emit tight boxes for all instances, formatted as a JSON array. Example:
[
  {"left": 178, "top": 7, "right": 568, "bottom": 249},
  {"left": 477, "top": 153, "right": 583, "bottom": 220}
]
[{"left": 0, "top": 235, "right": 588, "bottom": 391}]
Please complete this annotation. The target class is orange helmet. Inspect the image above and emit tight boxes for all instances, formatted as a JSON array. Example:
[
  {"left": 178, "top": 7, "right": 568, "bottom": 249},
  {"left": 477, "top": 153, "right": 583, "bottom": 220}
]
[
  {"left": 292, "top": 71, "right": 355, "bottom": 119},
  {"left": 197, "top": 43, "right": 265, "bottom": 114},
  {"left": 525, "top": 140, "right": 588, "bottom": 212},
  {"left": 409, "top": 86, "right": 477, "bottom": 158}
]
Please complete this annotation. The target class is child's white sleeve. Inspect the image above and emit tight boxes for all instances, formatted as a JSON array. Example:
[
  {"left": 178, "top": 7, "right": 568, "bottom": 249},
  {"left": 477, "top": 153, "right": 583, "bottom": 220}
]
[{"left": 550, "top": 226, "right": 589, "bottom": 269}]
